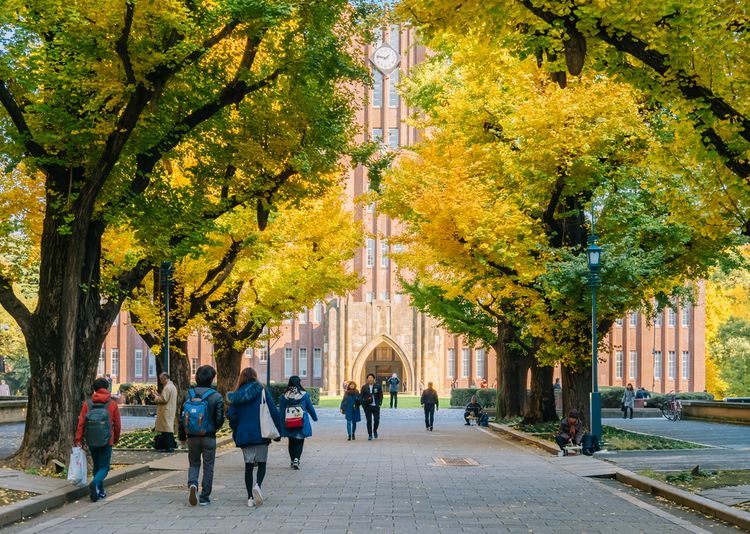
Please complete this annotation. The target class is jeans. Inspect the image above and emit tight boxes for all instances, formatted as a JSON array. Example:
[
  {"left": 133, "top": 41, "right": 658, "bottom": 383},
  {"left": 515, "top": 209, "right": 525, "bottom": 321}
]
[
  {"left": 187, "top": 436, "right": 217, "bottom": 497},
  {"left": 89, "top": 445, "right": 112, "bottom": 493},
  {"left": 364, "top": 405, "right": 380, "bottom": 436},
  {"left": 423, "top": 404, "right": 435, "bottom": 428},
  {"left": 288, "top": 438, "right": 305, "bottom": 461},
  {"left": 555, "top": 435, "right": 570, "bottom": 451},
  {"left": 346, "top": 420, "right": 358, "bottom": 436},
  {"left": 390, "top": 392, "right": 398, "bottom": 408},
  {"left": 623, "top": 407, "right": 633, "bottom": 419}
]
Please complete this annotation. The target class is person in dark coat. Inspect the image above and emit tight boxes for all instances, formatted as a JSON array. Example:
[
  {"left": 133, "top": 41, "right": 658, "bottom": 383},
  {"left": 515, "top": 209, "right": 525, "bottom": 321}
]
[
  {"left": 555, "top": 410, "right": 584, "bottom": 455},
  {"left": 360, "top": 373, "right": 383, "bottom": 440},
  {"left": 387, "top": 373, "right": 401, "bottom": 408},
  {"left": 340, "top": 381, "right": 361, "bottom": 440},
  {"left": 279, "top": 375, "right": 318, "bottom": 469},
  {"left": 464, "top": 395, "right": 483, "bottom": 425},
  {"left": 420, "top": 382, "right": 439, "bottom": 431},
  {"left": 227, "top": 367, "right": 282, "bottom": 508}
]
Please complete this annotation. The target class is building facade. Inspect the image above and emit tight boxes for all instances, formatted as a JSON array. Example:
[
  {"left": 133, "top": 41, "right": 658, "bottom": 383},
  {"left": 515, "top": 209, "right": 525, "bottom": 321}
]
[{"left": 99, "top": 26, "right": 705, "bottom": 396}]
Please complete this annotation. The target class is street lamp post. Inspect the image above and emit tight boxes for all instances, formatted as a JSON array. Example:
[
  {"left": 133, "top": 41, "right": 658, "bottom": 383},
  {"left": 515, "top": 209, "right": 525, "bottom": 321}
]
[
  {"left": 587, "top": 229, "right": 603, "bottom": 441},
  {"left": 160, "top": 261, "right": 173, "bottom": 375}
]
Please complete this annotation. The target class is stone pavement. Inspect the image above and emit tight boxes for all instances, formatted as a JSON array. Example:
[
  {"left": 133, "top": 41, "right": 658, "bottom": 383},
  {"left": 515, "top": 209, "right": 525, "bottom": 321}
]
[
  {"left": 602, "top": 418, "right": 750, "bottom": 449},
  {"left": 2, "top": 408, "right": 741, "bottom": 534}
]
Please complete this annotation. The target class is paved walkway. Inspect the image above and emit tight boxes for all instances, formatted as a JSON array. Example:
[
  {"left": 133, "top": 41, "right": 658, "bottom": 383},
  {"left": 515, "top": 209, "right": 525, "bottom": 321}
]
[
  {"left": 3, "top": 408, "right": 741, "bottom": 533},
  {"left": 603, "top": 418, "right": 750, "bottom": 449}
]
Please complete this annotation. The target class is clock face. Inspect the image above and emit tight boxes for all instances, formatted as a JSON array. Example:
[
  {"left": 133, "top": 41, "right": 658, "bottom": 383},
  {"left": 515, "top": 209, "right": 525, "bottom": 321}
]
[{"left": 370, "top": 44, "right": 400, "bottom": 74}]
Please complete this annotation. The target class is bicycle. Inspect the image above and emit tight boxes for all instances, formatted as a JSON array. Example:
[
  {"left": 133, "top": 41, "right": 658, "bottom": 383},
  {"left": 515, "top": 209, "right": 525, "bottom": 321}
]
[{"left": 660, "top": 391, "right": 682, "bottom": 421}]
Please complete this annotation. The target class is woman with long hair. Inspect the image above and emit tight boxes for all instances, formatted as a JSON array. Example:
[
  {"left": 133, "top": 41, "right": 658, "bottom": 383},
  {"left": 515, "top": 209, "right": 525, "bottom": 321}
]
[
  {"left": 279, "top": 375, "right": 318, "bottom": 469},
  {"left": 339, "top": 381, "right": 361, "bottom": 441},
  {"left": 227, "top": 367, "right": 282, "bottom": 508}
]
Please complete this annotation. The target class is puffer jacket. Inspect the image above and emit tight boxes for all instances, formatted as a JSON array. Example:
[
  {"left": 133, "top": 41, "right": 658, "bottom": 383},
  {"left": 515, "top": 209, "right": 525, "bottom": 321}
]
[{"left": 227, "top": 381, "right": 282, "bottom": 447}]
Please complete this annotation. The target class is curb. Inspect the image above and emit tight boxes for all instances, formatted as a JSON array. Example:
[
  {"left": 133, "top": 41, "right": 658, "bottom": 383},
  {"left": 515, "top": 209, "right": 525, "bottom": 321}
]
[
  {"left": 488, "top": 421, "right": 750, "bottom": 531},
  {"left": 0, "top": 463, "right": 149, "bottom": 529}
]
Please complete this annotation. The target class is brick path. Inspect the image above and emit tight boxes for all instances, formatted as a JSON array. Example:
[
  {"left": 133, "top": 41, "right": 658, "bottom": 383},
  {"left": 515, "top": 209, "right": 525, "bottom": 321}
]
[{"left": 3, "top": 409, "right": 741, "bottom": 533}]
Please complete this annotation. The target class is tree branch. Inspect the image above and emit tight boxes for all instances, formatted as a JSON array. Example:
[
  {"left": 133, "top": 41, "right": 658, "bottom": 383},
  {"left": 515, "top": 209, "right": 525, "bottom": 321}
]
[
  {"left": 0, "top": 275, "right": 32, "bottom": 336},
  {"left": 115, "top": 0, "right": 137, "bottom": 86}
]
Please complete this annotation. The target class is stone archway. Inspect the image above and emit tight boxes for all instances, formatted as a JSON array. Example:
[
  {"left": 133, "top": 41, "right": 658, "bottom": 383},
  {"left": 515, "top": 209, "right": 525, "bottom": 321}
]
[{"left": 351, "top": 334, "right": 414, "bottom": 393}]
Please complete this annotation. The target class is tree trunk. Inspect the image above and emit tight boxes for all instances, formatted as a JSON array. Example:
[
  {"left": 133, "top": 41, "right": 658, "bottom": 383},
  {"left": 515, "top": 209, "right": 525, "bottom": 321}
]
[
  {"left": 523, "top": 360, "right": 558, "bottom": 424},
  {"left": 494, "top": 323, "right": 529, "bottom": 420},
  {"left": 561, "top": 364, "right": 592, "bottom": 427},
  {"left": 215, "top": 345, "right": 243, "bottom": 398}
]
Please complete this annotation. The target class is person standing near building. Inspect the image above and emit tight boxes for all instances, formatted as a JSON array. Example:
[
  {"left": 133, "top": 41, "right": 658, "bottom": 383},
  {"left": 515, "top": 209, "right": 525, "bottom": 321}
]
[
  {"left": 622, "top": 383, "right": 636, "bottom": 419},
  {"left": 228, "top": 367, "right": 282, "bottom": 508},
  {"left": 420, "top": 382, "right": 439, "bottom": 431},
  {"left": 360, "top": 373, "right": 383, "bottom": 440},
  {"left": 279, "top": 375, "right": 318, "bottom": 469},
  {"left": 153, "top": 372, "right": 177, "bottom": 451},
  {"left": 75, "top": 377, "right": 121, "bottom": 502},
  {"left": 340, "top": 381, "right": 361, "bottom": 440},
  {"left": 105, "top": 374, "right": 112, "bottom": 391},
  {"left": 387, "top": 373, "right": 400, "bottom": 409},
  {"left": 178, "top": 365, "right": 224, "bottom": 506}
]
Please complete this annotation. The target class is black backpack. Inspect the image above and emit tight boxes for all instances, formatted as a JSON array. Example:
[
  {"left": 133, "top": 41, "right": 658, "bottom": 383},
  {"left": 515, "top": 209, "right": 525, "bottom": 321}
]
[
  {"left": 85, "top": 399, "right": 112, "bottom": 448},
  {"left": 581, "top": 433, "right": 601, "bottom": 455}
]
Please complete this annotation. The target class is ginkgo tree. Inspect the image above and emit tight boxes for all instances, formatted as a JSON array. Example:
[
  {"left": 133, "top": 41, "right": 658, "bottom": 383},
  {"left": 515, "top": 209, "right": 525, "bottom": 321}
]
[{"left": 0, "top": 0, "right": 368, "bottom": 466}]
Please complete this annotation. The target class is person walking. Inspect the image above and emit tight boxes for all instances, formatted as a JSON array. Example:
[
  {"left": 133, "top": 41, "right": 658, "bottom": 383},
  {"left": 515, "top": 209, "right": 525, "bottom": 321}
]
[
  {"left": 153, "top": 372, "right": 178, "bottom": 451},
  {"left": 420, "top": 382, "right": 439, "bottom": 431},
  {"left": 387, "top": 373, "right": 400, "bottom": 409},
  {"left": 359, "top": 373, "right": 383, "bottom": 440},
  {"left": 340, "top": 381, "right": 361, "bottom": 440},
  {"left": 622, "top": 383, "right": 636, "bottom": 419},
  {"left": 279, "top": 376, "right": 318, "bottom": 469},
  {"left": 228, "top": 367, "right": 282, "bottom": 508},
  {"left": 178, "top": 365, "right": 224, "bottom": 506},
  {"left": 75, "top": 377, "right": 121, "bottom": 502}
]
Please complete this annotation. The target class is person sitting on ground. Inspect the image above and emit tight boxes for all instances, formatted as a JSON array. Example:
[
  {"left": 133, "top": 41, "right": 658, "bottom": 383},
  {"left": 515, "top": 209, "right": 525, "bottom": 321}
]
[
  {"left": 555, "top": 410, "right": 583, "bottom": 455},
  {"left": 464, "top": 395, "right": 483, "bottom": 425}
]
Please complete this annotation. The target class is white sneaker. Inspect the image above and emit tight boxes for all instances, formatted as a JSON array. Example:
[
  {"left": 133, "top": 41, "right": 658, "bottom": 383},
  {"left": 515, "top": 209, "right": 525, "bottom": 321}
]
[
  {"left": 252, "top": 484, "right": 264, "bottom": 505},
  {"left": 247, "top": 498, "right": 255, "bottom": 508},
  {"left": 188, "top": 484, "right": 198, "bottom": 506}
]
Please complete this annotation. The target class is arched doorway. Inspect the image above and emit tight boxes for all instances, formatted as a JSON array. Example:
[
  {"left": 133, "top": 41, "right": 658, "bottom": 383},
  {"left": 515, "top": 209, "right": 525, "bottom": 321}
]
[{"left": 351, "top": 335, "right": 414, "bottom": 392}]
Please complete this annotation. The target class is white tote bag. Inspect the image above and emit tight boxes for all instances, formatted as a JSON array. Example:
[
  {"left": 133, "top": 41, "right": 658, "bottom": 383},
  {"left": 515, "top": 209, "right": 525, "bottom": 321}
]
[
  {"left": 67, "top": 446, "right": 88, "bottom": 487},
  {"left": 259, "top": 388, "right": 280, "bottom": 440}
]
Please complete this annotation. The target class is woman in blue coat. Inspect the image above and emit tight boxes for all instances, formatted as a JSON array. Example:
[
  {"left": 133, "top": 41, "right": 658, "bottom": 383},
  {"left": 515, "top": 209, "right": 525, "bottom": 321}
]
[
  {"left": 339, "top": 381, "right": 361, "bottom": 440},
  {"left": 279, "top": 375, "right": 318, "bottom": 470},
  {"left": 227, "top": 367, "right": 282, "bottom": 508}
]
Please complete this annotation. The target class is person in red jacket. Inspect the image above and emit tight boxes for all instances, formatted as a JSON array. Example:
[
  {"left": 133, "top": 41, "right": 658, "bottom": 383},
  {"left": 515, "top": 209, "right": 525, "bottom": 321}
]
[{"left": 75, "top": 377, "right": 121, "bottom": 502}]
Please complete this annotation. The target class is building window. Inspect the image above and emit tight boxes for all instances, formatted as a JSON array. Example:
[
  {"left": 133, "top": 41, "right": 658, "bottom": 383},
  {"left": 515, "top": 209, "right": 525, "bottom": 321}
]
[
  {"left": 299, "top": 348, "right": 308, "bottom": 378},
  {"left": 372, "top": 70, "right": 383, "bottom": 108},
  {"left": 314, "top": 302, "right": 323, "bottom": 323},
  {"left": 668, "top": 351, "right": 676, "bottom": 379},
  {"left": 475, "top": 349, "right": 485, "bottom": 379},
  {"left": 629, "top": 313, "right": 637, "bottom": 327},
  {"left": 365, "top": 291, "right": 374, "bottom": 303},
  {"left": 372, "top": 128, "right": 383, "bottom": 143},
  {"left": 366, "top": 202, "right": 375, "bottom": 213},
  {"left": 110, "top": 348, "right": 119, "bottom": 378},
  {"left": 245, "top": 347, "right": 253, "bottom": 359},
  {"left": 380, "top": 241, "right": 389, "bottom": 268},
  {"left": 191, "top": 358, "right": 198, "bottom": 375},
  {"left": 615, "top": 351, "right": 623, "bottom": 379},
  {"left": 461, "top": 348, "right": 470, "bottom": 378},
  {"left": 653, "top": 351, "right": 662, "bottom": 379},
  {"left": 394, "top": 293, "right": 403, "bottom": 304},
  {"left": 654, "top": 313, "right": 663, "bottom": 327},
  {"left": 134, "top": 349, "right": 143, "bottom": 378},
  {"left": 682, "top": 306, "right": 691, "bottom": 327},
  {"left": 389, "top": 24, "right": 400, "bottom": 53},
  {"left": 284, "top": 348, "right": 293, "bottom": 377},
  {"left": 148, "top": 350, "right": 156, "bottom": 378},
  {"left": 366, "top": 238, "right": 375, "bottom": 267},
  {"left": 313, "top": 348, "right": 322, "bottom": 379},
  {"left": 298, "top": 307, "right": 307, "bottom": 324},
  {"left": 379, "top": 291, "right": 389, "bottom": 301},
  {"left": 388, "top": 127, "right": 399, "bottom": 149},
  {"left": 98, "top": 348, "right": 105, "bottom": 376},
  {"left": 628, "top": 350, "right": 637, "bottom": 379},
  {"left": 447, "top": 348, "right": 455, "bottom": 379},
  {"left": 389, "top": 69, "right": 400, "bottom": 108},
  {"left": 258, "top": 345, "right": 268, "bottom": 363},
  {"left": 681, "top": 351, "right": 690, "bottom": 379},
  {"left": 615, "top": 318, "right": 623, "bottom": 326},
  {"left": 668, "top": 307, "right": 676, "bottom": 327}
]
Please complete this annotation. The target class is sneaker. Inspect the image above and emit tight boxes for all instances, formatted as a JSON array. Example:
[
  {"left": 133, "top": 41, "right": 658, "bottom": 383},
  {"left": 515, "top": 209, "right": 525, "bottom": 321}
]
[
  {"left": 247, "top": 498, "right": 256, "bottom": 508},
  {"left": 368, "top": 435, "right": 373, "bottom": 441},
  {"left": 430, "top": 426, "right": 433, "bottom": 431},
  {"left": 188, "top": 484, "right": 198, "bottom": 506},
  {"left": 252, "top": 484, "right": 264, "bottom": 506},
  {"left": 465, "top": 422, "right": 471, "bottom": 426},
  {"left": 292, "top": 458, "right": 300, "bottom": 470},
  {"left": 374, "top": 431, "right": 378, "bottom": 439},
  {"left": 352, "top": 434, "right": 356, "bottom": 440},
  {"left": 98, "top": 489, "right": 107, "bottom": 499},
  {"left": 347, "top": 435, "right": 352, "bottom": 441},
  {"left": 89, "top": 482, "right": 99, "bottom": 503},
  {"left": 199, "top": 495, "right": 210, "bottom": 506}
]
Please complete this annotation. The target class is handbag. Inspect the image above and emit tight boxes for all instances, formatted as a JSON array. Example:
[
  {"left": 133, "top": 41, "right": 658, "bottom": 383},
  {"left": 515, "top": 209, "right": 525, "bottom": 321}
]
[
  {"left": 285, "top": 405, "right": 304, "bottom": 429},
  {"left": 620, "top": 402, "right": 625, "bottom": 411},
  {"left": 67, "top": 446, "right": 88, "bottom": 487},
  {"left": 259, "top": 388, "right": 280, "bottom": 439}
]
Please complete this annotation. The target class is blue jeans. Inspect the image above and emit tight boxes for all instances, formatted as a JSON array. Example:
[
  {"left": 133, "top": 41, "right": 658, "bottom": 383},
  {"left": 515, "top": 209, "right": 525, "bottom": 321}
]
[
  {"left": 346, "top": 420, "right": 357, "bottom": 436},
  {"left": 90, "top": 445, "right": 112, "bottom": 492}
]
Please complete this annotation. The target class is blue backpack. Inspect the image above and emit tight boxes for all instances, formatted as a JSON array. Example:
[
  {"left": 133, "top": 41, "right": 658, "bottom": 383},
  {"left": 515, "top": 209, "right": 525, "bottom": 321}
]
[{"left": 183, "top": 388, "right": 216, "bottom": 436}]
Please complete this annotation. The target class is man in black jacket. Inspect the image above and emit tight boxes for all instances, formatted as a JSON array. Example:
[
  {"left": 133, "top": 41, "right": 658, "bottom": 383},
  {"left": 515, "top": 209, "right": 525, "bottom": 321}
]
[
  {"left": 360, "top": 373, "right": 383, "bottom": 440},
  {"left": 420, "top": 382, "right": 439, "bottom": 431},
  {"left": 179, "top": 365, "right": 225, "bottom": 506}
]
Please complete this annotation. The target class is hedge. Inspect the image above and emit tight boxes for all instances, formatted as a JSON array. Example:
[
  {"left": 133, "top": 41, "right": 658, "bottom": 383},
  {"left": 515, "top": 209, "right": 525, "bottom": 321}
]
[
  {"left": 450, "top": 388, "right": 496, "bottom": 408},
  {"left": 118, "top": 383, "right": 159, "bottom": 405},
  {"left": 267, "top": 383, "right": 320, "bottom": 406},
  {"left": 645, "top": 391, "right": 714, "bottom": 408},
  {"left": 598, "top": 387, "right": 714, "bottom": 408}
]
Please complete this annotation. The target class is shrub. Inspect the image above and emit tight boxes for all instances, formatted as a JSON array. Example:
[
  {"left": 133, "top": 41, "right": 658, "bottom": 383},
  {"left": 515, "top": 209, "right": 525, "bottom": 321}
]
[
  {"left": 600, "top": 386, "right": 626, "bottom": 408},
  {"left": 267, "top": 382, "right": 320, "bottom": 405},
  {"left": 118, "top": 383, "right": 158, "bottom": 405},
  {"left": 450, "top": 388, "right": 496, "bottom": 408},
  {"left": 645, "top": 392, "right": 714, "bottom": 408}
]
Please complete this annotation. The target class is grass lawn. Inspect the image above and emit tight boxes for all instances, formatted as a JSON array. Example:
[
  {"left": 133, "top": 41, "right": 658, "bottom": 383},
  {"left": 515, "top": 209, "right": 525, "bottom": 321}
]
[
  {"left": 639, "top": 469, "right": 750, "bottom": 492},
  {"left": 317, "top": 395, "right": 449, "bottom": 409}
]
